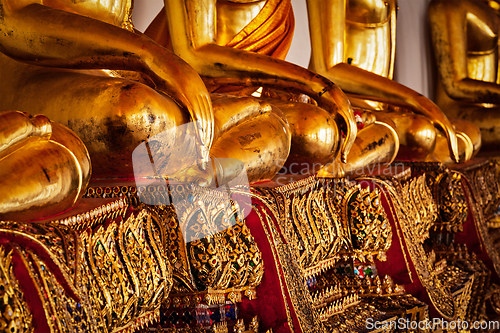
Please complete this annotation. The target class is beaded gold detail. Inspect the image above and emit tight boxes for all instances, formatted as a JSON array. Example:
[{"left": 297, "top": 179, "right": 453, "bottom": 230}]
[
  {"left": 84, "top": 184, "right": 139, "bottom": 201},
  {"left": 53, "top": 197, "right": 129, "bottom": 230},
  {"left": 164, "top": 286, "right": 256, "bottom": 308}
]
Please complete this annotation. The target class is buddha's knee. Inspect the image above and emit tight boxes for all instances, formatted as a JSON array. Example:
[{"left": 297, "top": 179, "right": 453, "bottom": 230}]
[
  {"left": 71, "top": 81, "right": 189, "bottom": 178},
  {"left": 391, "top": 114, "right": 437, "bottom": 159},
  {"left": 276, "top": 101, "right": 339, "bottom": 169},
  {"left": 0, "top": 112, "right": 90, "bottom": 221},
  {"left": 103, "top": 80, "right": 188, "bottom": 139},
  {"left": 317, "top": 121, "right": 399, "bottom": 178},
  {"left": 210, "top": 111, "right": 291, "bottom": 183}
]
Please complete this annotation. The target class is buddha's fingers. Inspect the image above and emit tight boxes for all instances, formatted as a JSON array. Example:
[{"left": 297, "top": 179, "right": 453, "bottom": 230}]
[
  {"left": 316, "top": 86, "right": 357, "bottom": 164},
  {"left": 456, "top": 131, "right": 473, "bottom": 162},
  {"left": 186, "top": 92, "right": 214, "bottom": 170},
  {"left": 338, "top": 101, "right": 357, "bottom": 164},
  {"left": 201, "top": 76, "right": 357, "bottom": 162},
  {"left": 441, "top": 124, "right": 460, "bottom": 163}
]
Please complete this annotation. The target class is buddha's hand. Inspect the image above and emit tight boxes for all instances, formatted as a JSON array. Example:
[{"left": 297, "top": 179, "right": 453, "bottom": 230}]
[
  {"left": 142, "top": 49, "right": 214, "bottom": 169},
  {"left": 412, "top": 95, "right": 460, "bottom": 163},
  {"left": 312, "top": 76, "right": 357, "bottom": 164}
]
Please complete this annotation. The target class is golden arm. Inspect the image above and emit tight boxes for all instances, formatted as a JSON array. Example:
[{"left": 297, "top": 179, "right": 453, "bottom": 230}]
[
  {"left": 429, "top": 0, "right": 500, "bottom": 103},
  {"left": 306, "top": 0, "right": 459, "bottom": 163},
  {"left": 0, "top": 2, "right": 213, "bottom": 162},
  {"left": 163, "top": 0, "right": 357, "bottom": 163}
]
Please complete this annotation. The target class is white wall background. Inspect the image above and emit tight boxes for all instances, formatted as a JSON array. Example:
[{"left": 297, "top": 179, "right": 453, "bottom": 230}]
[{"left": 133, "top": 0, "right": 433, "bottom": 98}]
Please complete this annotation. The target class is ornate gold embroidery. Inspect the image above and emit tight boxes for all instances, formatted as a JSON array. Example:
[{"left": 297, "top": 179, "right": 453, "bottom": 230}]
[
  {"left": 252, "top": 176, "right": 408, "bottom": 328},
  {"left": 428, "top": 171, "right": 468, "bottom": 233},
  {"left": 336, "top": 184, "right": 392, "bottom": 261},
  {"left": 150, "top": 204, "right": 194, "bottom": 292},
  {"left": 461, "top": 158, "right": 500, "bottom": 222},
  {"left": 258, "top": 177, "right": 392, "bottom": 275},
  {"left": 0, "top": 204, "right": 171, "bottom": 333},
  {"left": 456, "top": 160, "right": 500, "bottom": 280},
  {"left": 15, "top": 245, "right": 99, "bottom": 332},
  {"left": 84, "top": 183, "right": 264, "bottom": 331},
  {"left": 248, "top": 316, "right": 259, "bottom": 332},
  {"left": 163, "top": 185, "right": 264, "bottom": 294},
  {"left": 251, "top": 203, "right": 324, "bottom": 332},
  {"left": 0, "top": 246, "right": 33, "bottom": 332},
  {"left": 437, "top": 244, "right": 488, "bottom": 322},
  {"left": 79, "top": 209, "right": 172, "bottom": 330},
  {"left": 322, "top": 302, "right": 397, "bottom": 333},
  {"left": 370, "top": 175, "right": 457, "bottom": 320}
]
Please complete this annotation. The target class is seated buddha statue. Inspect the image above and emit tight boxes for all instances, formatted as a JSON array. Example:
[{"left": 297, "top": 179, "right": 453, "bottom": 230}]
[
  {"left": 0, "top": 0, "right": 361, "bottom": 187},
  {"left": 144, "top": 0, "right": 408, "bottom": 178},
  {"left": 306, "top": 0, "right": 482, "bottom": 165},
  {"left": 0, "top": 0, "right": 303, "bottom": 186},
  {"left": 429, "top": 0, "right": 500, "bottom": 150}
]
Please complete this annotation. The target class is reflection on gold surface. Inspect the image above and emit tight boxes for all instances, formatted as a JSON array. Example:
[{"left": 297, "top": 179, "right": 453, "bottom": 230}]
[{"left": 0, "top": 0, "right": 216, "bottom": 181}]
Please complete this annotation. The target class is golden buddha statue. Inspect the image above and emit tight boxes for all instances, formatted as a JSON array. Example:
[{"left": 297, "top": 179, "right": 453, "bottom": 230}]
[
  {"left": 0, "top": 0, "right": 360, "bottom": 187},
  {"left": 145, "top": 0, "right": 374, "bottom": 178},
  {"left": 429, "top": 0, "right": 500, "bottom": 150},
  {"left": 0, "top": 0, "right": 282, "bottom": 185},
  {"left": 306, "top": 0, "right": 482, "bottom": 164},
  {"left": 143, "top": 0, "right": 411, "bottom": 177},
  {"left": 0, "top": 0, "right": 237, "bottom": 177},
  {"left": 0, "top": 111, "right": 90, "bottom": 221}
]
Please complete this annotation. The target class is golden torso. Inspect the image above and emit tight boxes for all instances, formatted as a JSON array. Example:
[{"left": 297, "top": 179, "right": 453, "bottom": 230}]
[
  {"left": 345, "top": 0, "right": 392, "bottom": 77},
  {"left": 465, "top": 7, "right": 499, "bottom": 83},
  {"left": 6, "top": 0, "right": 133, "bottom": 28},
  {"left": 435, "top": 0, "right": 500, "bottom": 106},
  {"left": 215, "top": 0, "right": 267, "bottom": 45}
]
